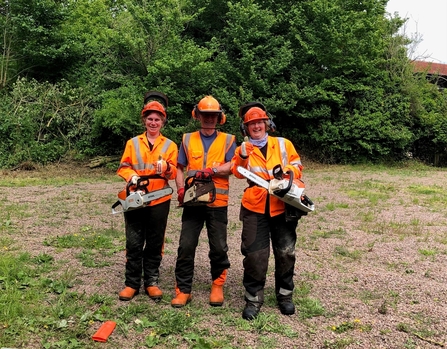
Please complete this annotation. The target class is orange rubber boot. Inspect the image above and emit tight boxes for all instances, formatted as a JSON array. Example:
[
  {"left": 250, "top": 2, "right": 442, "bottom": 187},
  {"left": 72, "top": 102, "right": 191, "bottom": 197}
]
[
  {"left": 119, "top": 287, "right": 139, "bottom": 301},
  {"left": 171, "top": 286, "right": 192, "bottom": 308},
  {"left": 210, "top": 269, "right": 227, "bottom": 306},
  {"left": 146, "top": 286, "right": 163, "bottom": 302}
]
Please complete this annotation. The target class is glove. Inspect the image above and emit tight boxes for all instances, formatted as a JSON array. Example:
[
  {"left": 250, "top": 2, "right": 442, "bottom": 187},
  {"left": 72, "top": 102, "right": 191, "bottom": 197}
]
[
  {"left": 155, "top": 158, "right": 168, "bottom": 175},
  {"left": 129, "top": 175, "right": 140, "bottom": 185},
  {"left": 200, "top": 168, "right": 214, "bottom": 176},
  {"left": 177, "top": 187, "right": 185, "bottom": 205},
  {"left": 240, "top": 136, "right": 254, "bottom": 159}
]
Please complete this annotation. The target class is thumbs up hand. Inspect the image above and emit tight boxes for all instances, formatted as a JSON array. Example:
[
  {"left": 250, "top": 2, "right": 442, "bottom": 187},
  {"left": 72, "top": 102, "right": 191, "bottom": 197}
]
[{"left": 240, "top": 136, "right": 254, "bottom": 159}]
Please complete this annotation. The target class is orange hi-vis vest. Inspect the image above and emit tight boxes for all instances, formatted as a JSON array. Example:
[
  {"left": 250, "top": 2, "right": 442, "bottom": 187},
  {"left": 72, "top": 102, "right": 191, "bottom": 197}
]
[
  {"left": 182, "top": 131, "right": 236, "bottom": 207},
  {"left": 117, "top": 132, "right": 178, "bottom": 206},
  {"left": 232, "top": 136, "right": 303, "bottom": 217}
]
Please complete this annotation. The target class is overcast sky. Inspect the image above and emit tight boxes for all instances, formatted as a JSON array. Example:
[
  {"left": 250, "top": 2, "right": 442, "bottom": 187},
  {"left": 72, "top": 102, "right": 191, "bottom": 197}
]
[{"left": 386, "top": 0, "right": 447, "bottom": 64}]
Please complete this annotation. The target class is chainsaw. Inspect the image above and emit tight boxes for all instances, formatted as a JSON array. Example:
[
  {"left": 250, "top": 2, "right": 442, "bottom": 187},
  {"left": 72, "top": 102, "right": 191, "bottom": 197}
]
[
  {"left": 111, "top": 176, "right": 173, "bottom": 214},
  {"left": 182, "top": 171, "right": 216, "bottom": 206},
  {"left": 237, "top": 165, "right": 315, "bottom": 213}
]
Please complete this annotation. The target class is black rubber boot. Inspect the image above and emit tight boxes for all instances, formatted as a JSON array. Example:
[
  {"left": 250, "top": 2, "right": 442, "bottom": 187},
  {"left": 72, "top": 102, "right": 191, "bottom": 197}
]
[
  {"left": 277, "top": 296, "right": 295, "bottom": 315},
  {"left": 242, "top": 301, "right": 262, "bottom": 320}
]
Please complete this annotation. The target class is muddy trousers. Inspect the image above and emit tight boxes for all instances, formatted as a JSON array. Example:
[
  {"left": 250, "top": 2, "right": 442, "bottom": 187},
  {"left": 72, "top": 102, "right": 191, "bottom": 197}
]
[
  {"left": 123, "top": 200, "right": 170, "bottom": 290},
  {"left": 175, "top": 205, "right": 231, "bottom": 294},
  {"left": 240, "top": 205, "right": 298, "bottom": 299}
]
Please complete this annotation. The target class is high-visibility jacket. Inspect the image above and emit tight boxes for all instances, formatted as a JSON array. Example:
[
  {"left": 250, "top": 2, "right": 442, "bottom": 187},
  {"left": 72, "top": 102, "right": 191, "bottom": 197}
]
[
  {"left": 232, "top": 136, "right": 303, "bottom": 217},
  {"left": 117, "top": 132, "right": 178, "bottom": 206},
  {"left": 182, "top": 131, "right": 236, "bottom": 207}
]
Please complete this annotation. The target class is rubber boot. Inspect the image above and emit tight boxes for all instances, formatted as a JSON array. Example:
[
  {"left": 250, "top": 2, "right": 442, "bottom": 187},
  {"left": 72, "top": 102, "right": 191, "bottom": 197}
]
[
  {"left": 210, "top": 269, "right": 227, "bottom": 306},
  {"left": 119, "top": 286, "right": 139, "bottom": 301},
  {"left": 145, "top": 286, "right": 163, "bottom": 302},
  {"left": 171, "top": 286, "right": 192, "bottom": 308}
]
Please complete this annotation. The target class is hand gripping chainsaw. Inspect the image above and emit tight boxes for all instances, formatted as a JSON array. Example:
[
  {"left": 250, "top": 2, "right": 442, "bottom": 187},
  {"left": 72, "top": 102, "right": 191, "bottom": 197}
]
[
  {"left": 111, "top": 176, "right": 173, "bottom": 214},
  {"left": 237, "top": 164, "right": 315, "bottom": 213},
  {"left": 182, "top": 171, "right": 216, "bottom": 206}
]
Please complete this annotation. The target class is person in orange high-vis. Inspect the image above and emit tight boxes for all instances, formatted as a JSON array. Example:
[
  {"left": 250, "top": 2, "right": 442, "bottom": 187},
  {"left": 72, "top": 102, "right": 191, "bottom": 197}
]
[
  {"left": 117, "top": 91, "right": 178, "bottom": 302},
  {"left": 171, "top": 96, "right": 236, "bottom": 308},
  {"left": 231, "top": 102, "right": 306, "bottom": 320}
]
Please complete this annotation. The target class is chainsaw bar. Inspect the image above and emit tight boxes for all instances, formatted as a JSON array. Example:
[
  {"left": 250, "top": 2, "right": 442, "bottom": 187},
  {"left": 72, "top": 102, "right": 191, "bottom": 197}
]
[
  {"left": 237, "top": 166, "right": 269, "bottom": 189},
  {"left": 111, "top": 187, "right": 173, "bottom": 214},
  {"left": 237, "top": 166, "right": 315, "bottom": 213}
]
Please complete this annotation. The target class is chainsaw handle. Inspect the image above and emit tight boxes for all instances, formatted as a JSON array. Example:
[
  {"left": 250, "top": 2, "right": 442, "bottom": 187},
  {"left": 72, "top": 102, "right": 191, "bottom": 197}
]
[
  {"left": 272, "top": 170, "right": 293, "bottom": 198},
  {"left": 126, "top": 176, "right": 150, "bottom": 196}
]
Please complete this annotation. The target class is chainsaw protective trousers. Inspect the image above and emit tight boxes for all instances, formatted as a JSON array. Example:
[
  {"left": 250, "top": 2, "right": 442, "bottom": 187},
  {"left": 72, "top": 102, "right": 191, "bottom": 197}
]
[
  {"left": 240, "top": 205, "right": 298, "bottom": 299},
  {"left": 124, "top": 200, "right": 170, "bottom": 289},
  {"left": 175, "top": 205, "right": 231, "bottom": 294}
]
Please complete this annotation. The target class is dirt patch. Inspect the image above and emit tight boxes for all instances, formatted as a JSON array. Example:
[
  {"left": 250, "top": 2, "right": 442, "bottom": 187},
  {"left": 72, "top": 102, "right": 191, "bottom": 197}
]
[{"left": 2, "top": 163, "right": 447, "bottom": 348}]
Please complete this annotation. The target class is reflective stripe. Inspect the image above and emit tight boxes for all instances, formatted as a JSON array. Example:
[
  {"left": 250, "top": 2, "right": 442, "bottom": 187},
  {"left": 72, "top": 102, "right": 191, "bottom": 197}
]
[
  {"left": 161, "top": 139, "right": 173, "bottom": 154},
  {"left": 129, "top": 136, "right": 161, "bottom": 171},
  {"left": 118, "top": 161, "right": 132, "bottom": 170},
  {"left": 216, "top": 188, "right": 228, "bottom": 195},
  {"left": 277, "top": 137, "right": 288, "bottom": 167},
  {"left": 183, "top": 133, "right": 191, "bottom": 154},
  {"left": 245, "top": 291, "right": 261, "bottom": 302},
  {"left": 278, "top": 287, "right": 293, "bottom": 297},
  {"left": 224, "top": 134, "right": 233, "bottom": 152},
  {"left": 290, "top": 160, "right": 303, "bottom": 168}
]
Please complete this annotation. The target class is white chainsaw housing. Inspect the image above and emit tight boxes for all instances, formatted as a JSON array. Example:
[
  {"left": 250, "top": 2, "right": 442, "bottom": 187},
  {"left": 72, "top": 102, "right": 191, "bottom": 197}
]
[
  {"left": 269, "top": 178, "right": 314, "bottom": 212},
  {"left": 112, "top": 187, "right": 173, "bottom": 214},
  {"left": 237, "top": 166, "right": 315, "bottom": 213}
]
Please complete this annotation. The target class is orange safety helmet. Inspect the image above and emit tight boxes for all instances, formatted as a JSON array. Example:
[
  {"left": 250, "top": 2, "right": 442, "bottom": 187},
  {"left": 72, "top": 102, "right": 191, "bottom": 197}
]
[
  {"left": 242, "top": 106, "right": 269, "bottom": 124},
  {"left": 141, "top": 101, "right": 167, "bottom": 119},
  {"left": 192, "top": 95, "right": 226, "bottom": 125}
]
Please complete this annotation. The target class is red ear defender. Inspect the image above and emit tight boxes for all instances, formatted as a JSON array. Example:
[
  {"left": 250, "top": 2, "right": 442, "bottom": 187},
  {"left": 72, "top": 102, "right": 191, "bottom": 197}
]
[{"left": 218, "top": 112, "right": 226, "bottom": 125}]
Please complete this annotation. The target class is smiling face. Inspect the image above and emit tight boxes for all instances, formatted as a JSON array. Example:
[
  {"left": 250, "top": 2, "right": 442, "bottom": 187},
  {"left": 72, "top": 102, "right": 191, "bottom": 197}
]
[
  {"left": 247, "top": 120, "right": 267, "bottom": 140},
  {"left": 144, "top": 112, "right": 164, "bottom": 137}
]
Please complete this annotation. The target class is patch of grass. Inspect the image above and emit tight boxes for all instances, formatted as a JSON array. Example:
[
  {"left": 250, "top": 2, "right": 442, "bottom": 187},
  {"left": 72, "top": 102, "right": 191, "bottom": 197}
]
[
  {"left": 310, "top": 228, "right": 347, "bottom": 240},
  {"left": 43, "top": 227, "right": 117, "bottom": 250},
  {"left": 418, "top": 248, "right": 439, "bottom": 258},
  {"left": 330, "top": 318, "right": 371, "bottom": 334},
  {"left": 368, "top": 220, "right": 425, "bottom": 236},
  {"left": 342, "top": 179, "right": 395, "bottom": 205},
  {"left": 325, "top": 202, "right": 350, "bottom": 211},
  {"left": 323, "top": 337, "right": 356, "bottom": 349},
  {"left": 334, "top": 246, "right": 362, "bottom": 260}
]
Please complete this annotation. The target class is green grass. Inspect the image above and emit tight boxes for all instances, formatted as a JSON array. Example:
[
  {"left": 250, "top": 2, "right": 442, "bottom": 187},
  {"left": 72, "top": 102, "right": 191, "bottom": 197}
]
[{"left": 1, "top": 162, "right": 447, "bottom": 348}]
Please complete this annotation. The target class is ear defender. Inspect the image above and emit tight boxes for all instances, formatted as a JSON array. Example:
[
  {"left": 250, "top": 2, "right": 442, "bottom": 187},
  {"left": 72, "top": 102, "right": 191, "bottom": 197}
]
[
  {"left": 218, "top": 109, "right": 226, "bottom": 125},
  {"left": 191, "top": 96, "right": 226, "bottom": 125},
  {"left": 191, "top": 105, "right": 199, "bottom": 120},
  {"left": 240, "top": 121, "right": 247, "bottom": 137}
]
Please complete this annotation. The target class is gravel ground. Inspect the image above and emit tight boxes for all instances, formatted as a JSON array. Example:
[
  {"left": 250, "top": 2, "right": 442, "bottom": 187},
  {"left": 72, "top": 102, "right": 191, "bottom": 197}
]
[{"left": 2, "top": 163, "right": 447, "bottom": 348}]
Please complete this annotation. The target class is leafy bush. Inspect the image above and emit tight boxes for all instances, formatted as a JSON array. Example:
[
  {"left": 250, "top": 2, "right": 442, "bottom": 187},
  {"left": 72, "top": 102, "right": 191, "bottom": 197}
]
[{"left": 0, "top": 78, "right": 93, "bottom": 167}]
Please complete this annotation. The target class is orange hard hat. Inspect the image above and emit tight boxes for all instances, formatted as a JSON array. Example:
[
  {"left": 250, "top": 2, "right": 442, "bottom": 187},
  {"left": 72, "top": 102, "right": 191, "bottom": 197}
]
[
  {"left": 141, "top": 101, "right": 166, "bottom": 118},
  {"left": 197, "top": 96, "right": 222, "bottom": 113},
  {"left": 192, "top": 95, "right": 226, "bottom": 124},
  {"left": 243, "top": 106, "right": 268, "bottom": 124}
]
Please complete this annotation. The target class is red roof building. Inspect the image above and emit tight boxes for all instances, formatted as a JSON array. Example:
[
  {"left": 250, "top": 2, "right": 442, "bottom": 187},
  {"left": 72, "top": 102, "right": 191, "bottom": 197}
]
[{"left": 412, "top": 61, "right": 447, "bottom": 88}]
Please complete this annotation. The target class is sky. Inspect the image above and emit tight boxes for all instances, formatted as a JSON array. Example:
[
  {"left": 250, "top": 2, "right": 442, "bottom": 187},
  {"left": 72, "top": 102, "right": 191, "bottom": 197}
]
[{"left": 386, "top": 0, "right": 447, "bottom": 64}]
